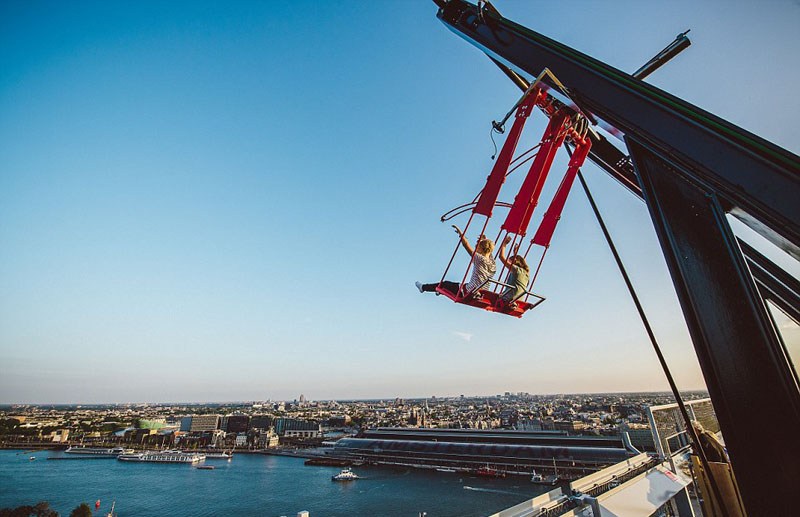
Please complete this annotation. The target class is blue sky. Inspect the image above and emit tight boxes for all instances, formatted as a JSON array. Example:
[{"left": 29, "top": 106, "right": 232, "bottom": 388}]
[{"left": 1, "top": 0, "right": 798, "bottom": 403}]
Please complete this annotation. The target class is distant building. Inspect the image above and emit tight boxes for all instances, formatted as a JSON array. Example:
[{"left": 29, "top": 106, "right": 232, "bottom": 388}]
[
  {"left": 249, "top": 415, "right": 273, "bottom": 430},
  {"left": 516, "top": 417, "right": 543, "bottom": 431},
  {"left": 284, "top": 428, "right": 321, "bottom": 439},
  {"left": 326, "top": 415, "right": 352, "bottom": 428},
  {"left": 500, "top": 409, "right": 519, "bottom": 428},
  {"left": 407, "top": 409, "right": 425, "bottom": 428},
  {"left": 554, "top": 420, "right": 585, "bottom": 433},
  {"left": 275, "top": 418, "right": 322, "bottom": 438},
  {"left": 222, "top": 415, "right": 249, "bottom": 433},
  {"left": 332, "top": 428, "right": 637, "bottom": 477},
  {"left": 180, "top": 417, "right": 192, "bottom": 432},
  {"left": 136, "top": 418, "right": 166, "bottom": 430},
  {"left": 125, "top": 428, "right": 157, "bottom": 443},
  {"left": 50, "top": 429, "right": 69, "bottom": 443},
  {"left": 256, "top": 429, "right": 280, "bottom": 448},
  {"left": 189, "top": 415, "right": 220, "bottom": 432}
]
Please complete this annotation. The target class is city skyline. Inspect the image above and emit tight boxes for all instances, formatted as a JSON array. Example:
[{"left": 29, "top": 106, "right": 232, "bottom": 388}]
[
  {"left": 2, "top": 1, "right": 798, "bottom": 403},
  {"left": 1, "top": 389, "right": 710, "bottom": 407}
]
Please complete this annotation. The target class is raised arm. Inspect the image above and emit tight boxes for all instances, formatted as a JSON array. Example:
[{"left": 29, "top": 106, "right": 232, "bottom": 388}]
[
  {"left": 499, "top": 235, "right": 514, "bottom": 269},
  {"left": 452, "top": 225, "right": 474, "bottom": 256}
]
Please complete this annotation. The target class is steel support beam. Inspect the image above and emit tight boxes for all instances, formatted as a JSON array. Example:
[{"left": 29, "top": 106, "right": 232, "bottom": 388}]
[
  {"left": 740, "top": 240, "right": 800, "bottom": 326},
  {"left": 628, "top": 138, "right": 800, "bottom": 514},
  {"left": 436, "top": 0, "right": 800, "bottom": 259}
]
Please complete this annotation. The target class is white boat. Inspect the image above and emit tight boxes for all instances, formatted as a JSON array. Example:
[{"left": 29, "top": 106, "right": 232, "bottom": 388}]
[
  {"left": 117, "top": 450, "right": 205, "bottom": 463},
  {"left": 530, "top": 470, "right": 559, "bottom": 485},
  {"left": 332, "top": 467, "right": 360, "bottom": 481},
  {"left": 65, "top": 446, "right": 132, "bottom": 457},
  {"left": 436, "top": 467, "right": 457, "bottom": 473},
  {"left": 203, "top": 451, "right": 232, "bottom": 459}
]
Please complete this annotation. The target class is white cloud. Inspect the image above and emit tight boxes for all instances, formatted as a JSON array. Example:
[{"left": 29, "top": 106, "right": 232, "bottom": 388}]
[{"left": 452, "top": 331, "right": 473, "bottom": 342}]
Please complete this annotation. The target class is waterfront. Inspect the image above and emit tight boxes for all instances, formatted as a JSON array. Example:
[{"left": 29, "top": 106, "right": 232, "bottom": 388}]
[{"left": 0, "top": 450, "right": 548, "bottom": 516}]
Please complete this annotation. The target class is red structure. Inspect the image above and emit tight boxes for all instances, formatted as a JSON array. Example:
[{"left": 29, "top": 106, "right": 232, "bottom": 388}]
[{"left": 434, "top": 90, "right": 591, "bottom": 318}]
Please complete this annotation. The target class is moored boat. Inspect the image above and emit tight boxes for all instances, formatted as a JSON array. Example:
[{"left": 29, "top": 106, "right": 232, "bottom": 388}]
[
  {"left": 531, "top": 470, "right": 559, "bottom": 485},
  {"left": 117, "top": 450, "right": 205, "bottom": 463},
  {"left": 474, "top": 465, "right": 506, "bottom": 478},
  {"left": 65, "top": 446, "right": 132, "bottom": 457}
]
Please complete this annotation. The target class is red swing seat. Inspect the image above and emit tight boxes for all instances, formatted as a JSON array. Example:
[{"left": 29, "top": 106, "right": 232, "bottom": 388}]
[{"left": 434, "top": 283, "right": 544, "bottom": 318}]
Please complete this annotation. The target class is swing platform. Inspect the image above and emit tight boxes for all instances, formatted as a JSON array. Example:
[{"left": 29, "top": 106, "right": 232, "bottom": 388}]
[{"left": 434, "top": 284, "right": 545, "bottom": 318}]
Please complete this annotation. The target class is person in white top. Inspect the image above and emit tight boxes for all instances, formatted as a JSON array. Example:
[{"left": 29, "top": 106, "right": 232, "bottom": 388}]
[{"left": 416, "top": 225, "right": 497, "bottom": 300}]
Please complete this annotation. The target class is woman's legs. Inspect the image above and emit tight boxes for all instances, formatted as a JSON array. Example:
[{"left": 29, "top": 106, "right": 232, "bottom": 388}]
[{"left": 418, "top": 281, "right": 460, "bottom": 295}]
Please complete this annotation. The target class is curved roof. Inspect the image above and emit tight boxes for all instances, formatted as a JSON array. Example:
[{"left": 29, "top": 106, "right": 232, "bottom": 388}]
[
  {"left": 334, "top": 438, "right": 631, "bottom": 463},
  {"left": 364, "top": 428, "right": 625, "bottom": 448}
]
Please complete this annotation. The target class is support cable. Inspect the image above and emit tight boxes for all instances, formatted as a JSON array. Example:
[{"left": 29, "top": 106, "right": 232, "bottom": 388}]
[{"left": 571, "top": 147, "right": 729, "bottom": 516}]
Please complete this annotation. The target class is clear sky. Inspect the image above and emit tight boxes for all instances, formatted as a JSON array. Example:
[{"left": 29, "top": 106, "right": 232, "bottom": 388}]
[{"left": 1, "top": 1, "right": 798, "bottom": 403}]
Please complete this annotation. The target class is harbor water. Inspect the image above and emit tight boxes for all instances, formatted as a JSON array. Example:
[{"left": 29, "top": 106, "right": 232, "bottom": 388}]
[{"left": 0, "top": 450, "right": 550, "bottom": 516}]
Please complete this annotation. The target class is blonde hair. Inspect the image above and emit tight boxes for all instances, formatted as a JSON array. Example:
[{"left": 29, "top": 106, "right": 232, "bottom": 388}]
[
  {"left": 512, "top": 254, "right": 530, "bottom": 272},
  {"left": 476, "top": 238, "right": 494, "bottom": 255}
]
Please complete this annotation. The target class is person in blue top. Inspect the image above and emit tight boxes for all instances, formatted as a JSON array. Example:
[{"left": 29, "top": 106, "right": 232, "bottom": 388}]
[{"left": 497, "top": 235, "right": 530, "bottom": 309}]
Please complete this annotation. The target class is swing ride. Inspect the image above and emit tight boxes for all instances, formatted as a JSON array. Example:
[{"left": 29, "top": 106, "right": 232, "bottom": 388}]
[
  {"left": 431, "top": 70, "right": 592, "bottom": 318},
  {"left": 428, "top": 0, "right": 799, "bottom": 513}
]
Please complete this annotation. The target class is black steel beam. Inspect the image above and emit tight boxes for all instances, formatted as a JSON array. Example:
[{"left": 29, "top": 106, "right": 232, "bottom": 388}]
[
  {"left": 740, "top": 240, "right": 800, "bottom": 326},
  {"left": 436, "top": 0, "right": 800, "bottom": 260},
  {"left": 628, "top": 137, "right": 800, "bottom": 514}
]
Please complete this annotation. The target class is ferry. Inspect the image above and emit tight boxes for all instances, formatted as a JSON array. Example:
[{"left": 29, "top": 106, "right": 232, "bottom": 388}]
[
  {"left": 65, "top": 446, "right": 132, "bottom": 457},
  {"left": 331, "top": 467, "right": 360, "bottom": 481},
  {"left": 117, "top": 450, "right": 205, "bottom": 463}
]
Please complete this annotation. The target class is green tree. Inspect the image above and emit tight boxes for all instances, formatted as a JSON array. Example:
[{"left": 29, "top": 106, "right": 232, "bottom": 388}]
[
  {"left": 0, "top": 501, "right": 59, "bottom": 517},
  {"left": 32, "top": 502, "right": 58, "bottom": 517},
  {"left": 68, "top": 503, "right": 92, "bottom": 517}
]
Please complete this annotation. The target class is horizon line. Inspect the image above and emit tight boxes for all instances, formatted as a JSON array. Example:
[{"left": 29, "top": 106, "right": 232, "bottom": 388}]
[{"left": 0, "top": 389, "right": 710, "bottom": 407}]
